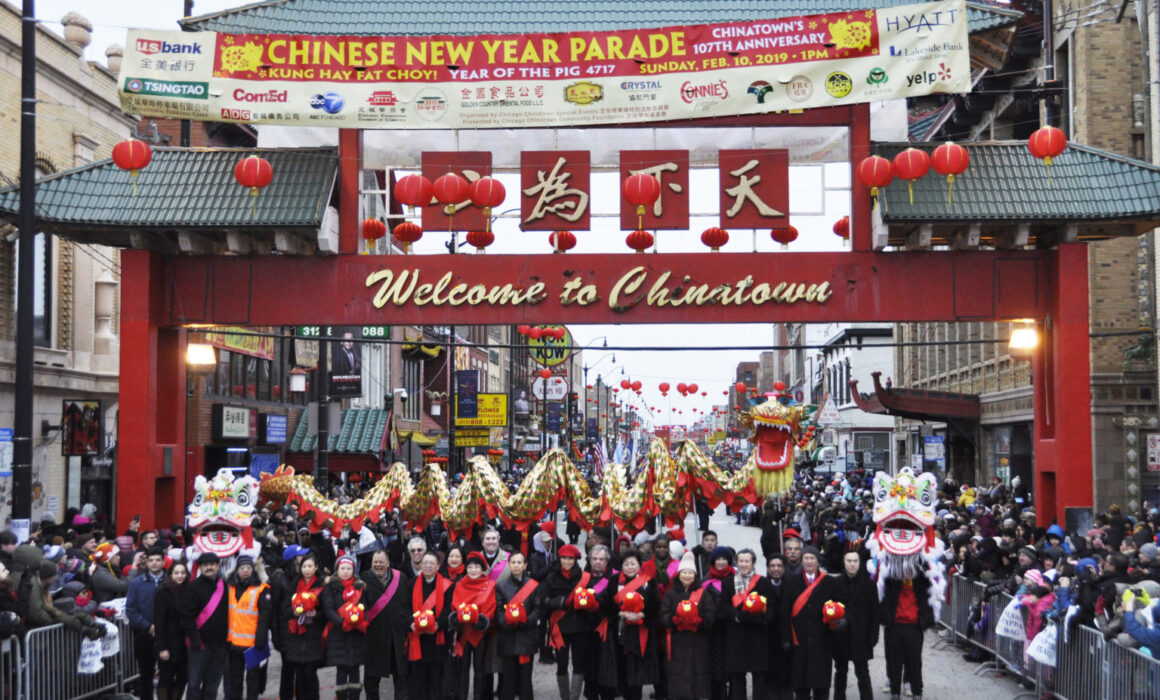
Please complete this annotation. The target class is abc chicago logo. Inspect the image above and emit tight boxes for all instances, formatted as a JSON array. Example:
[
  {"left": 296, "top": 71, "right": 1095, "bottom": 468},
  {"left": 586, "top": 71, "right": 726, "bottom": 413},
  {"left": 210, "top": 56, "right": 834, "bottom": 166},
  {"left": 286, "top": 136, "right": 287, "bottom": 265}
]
[{"left": 309, "top": 92, "right": 345, "bottom": 114}]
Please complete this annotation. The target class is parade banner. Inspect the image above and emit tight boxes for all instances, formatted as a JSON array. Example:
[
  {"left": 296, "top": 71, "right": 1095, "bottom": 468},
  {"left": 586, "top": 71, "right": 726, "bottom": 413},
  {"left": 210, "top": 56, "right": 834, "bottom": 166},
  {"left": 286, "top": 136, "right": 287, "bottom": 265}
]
[{"left": 119, "top": 0, "right": 969, "bottom": 129}]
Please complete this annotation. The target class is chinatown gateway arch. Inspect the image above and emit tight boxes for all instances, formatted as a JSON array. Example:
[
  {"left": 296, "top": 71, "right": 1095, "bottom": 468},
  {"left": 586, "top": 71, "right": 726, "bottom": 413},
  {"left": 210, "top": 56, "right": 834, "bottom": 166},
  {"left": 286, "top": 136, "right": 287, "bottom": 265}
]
[{"left": 7, "top": 0, "right": 1160, "bottom": 533}]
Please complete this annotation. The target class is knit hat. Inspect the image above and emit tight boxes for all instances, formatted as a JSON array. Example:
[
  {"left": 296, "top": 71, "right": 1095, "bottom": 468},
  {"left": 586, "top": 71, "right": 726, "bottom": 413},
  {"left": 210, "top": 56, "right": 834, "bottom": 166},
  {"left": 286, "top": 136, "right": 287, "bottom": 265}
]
[
  {"left": 235, "top": 555, "right": 255, "bottom": 570},
  {"left": 336, "top": 554, "right": 357, "bottom": 571},
  {"left": 558, "top": 544, "right": 581, "bottom": 559},
  {"left": 1018, "top": 546, "right": 1037, "bottom": 561},
  {"left": 802, "top": 544, "right": 820, "bottom": 559},
  {"left": 92, "top": 542, "right": 117, "bottom": 565},
  {"left": 677, "top": 551, "right": 696, "bottom": 574},
  {"left": 668, "top": 540, "right": 685, "bottom": 561},
  {"left": 1140, "top": 542, "right": 1159, "bottom": 561},
  {"left": 1024, "top": 569, "right": 1046, "bottom": 589},
  {"left": 709, "top": 546, "right": 734, "bottom": 566}
]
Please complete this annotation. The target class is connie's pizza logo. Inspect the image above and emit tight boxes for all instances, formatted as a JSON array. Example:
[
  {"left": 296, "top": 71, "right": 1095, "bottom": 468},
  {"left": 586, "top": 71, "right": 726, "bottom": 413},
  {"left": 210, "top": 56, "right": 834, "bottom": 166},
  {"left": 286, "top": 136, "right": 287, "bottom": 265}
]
[{"left": 564, "top": 81, "right": 603, "bottom": 105}]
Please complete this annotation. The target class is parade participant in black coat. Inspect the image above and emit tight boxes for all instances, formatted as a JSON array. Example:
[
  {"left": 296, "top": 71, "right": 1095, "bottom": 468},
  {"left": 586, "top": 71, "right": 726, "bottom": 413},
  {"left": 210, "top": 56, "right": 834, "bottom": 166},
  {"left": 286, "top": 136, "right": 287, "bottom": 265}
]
[
  {"left": 269, "top": 545, "right": 306, "bottom": 700},
  {"left": 447, "top": 552, "right": 497, "bottom": 700},
  {"left": 880, "top": 568, "right": 935, "bottom": 700},
  {"left": 542, "top": 543, "right": 593, "bottom": 700},
  {"left": 278, "top": 553, "right": 326, "bottom": 700},
  {"left": 322, "top": 555, "right": 368, "bottom": 700},
  {"left": 495, "top": 551, "right": 541, "bottom": 700},
  {"left": 780, "top": 546, "right": 842, "bottom": 700},
  {"left": 154, "top": 562, "right": 189, "bottom": 700},
  {"left": 719, "top": 548, "right": 777, "bottom": 700},
  {"left": 409, "top": 551, "right": 454, "bottom": 700},
  {"left": 832, "top": 551, "right": 879, "bottom": 700},
  {"left": 612, "top": 550, "right": 659, "bottom": 700},
  {"left": 659, "top": 552, "right": 718, "bottom": 700},
  {"left": 180, "top": 552, "right": 230, "bottom": 700},
  {"left": 361, "top": 549, "right": 412, "bottom": 700},
  {"left": 763, "top": 554, "right": 791, "bottom": 700},
  {"left": 582, "top": 545, "right": 617, "bottom": 700}
]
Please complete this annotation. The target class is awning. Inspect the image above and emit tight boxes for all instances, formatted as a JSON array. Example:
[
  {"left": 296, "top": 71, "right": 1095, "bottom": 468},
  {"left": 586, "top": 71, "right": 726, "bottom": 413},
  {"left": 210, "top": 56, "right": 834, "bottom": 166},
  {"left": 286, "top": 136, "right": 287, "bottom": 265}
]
[{"left": 398, "top": 429, "right": 437, "bottom": 446}]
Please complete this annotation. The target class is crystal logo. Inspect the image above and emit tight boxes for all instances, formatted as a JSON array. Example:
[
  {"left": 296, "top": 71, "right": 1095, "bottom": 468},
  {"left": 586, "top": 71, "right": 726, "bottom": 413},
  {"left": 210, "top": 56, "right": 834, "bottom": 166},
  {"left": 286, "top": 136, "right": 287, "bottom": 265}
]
[
  {"left": 135, "top": 38, "right": 202, "bottom": 55},
  {"left": 747, "top": 81, "right": 773, "bottom": 104},
  {"left": 309, "top": 92, "right": 345, "bottom": 114}
]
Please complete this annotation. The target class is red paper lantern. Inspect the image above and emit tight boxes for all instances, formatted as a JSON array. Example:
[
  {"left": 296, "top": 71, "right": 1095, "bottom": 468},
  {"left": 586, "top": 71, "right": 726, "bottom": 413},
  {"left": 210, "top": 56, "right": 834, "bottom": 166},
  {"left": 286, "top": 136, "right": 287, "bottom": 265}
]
[
  {"left": 735, "top": 382, "right": 747, "bottom": 394},
  {"left": 631, "top": 380, "right": 642, "bottom": 392},
  {"left": 620, "top": 379, "right": 631, "bottom": 390},
  {"left": 658, "top": 382, "right": 671, "bottom": 393},
  {"left": 771, "top": 225, "right": 798, "bottom": 247},
  {"left": 394, "top": 174, "right": 433, "bottom": 211},
  {"left": 626, "top": 229, "right": 654, "bottom": 253},
  {"left": 833, "top": 216, "right": 850, "bottom": 240},
  {"left": 677, "top": 383, "right": 688, "bottom": 395},
  {"left": 468, "top": 177, "right": 506, "bottom": 231},
  {"left": 234, "top": 155, "right": 273, "bottom": 211},
  {"left": 549, "top": 230, "right": 577, "bottom": 253},
  {"left": 432, "top": 173, "right": 470, "bottom": 209},
  {"left": 517, "top": 325, "right": 531, "bottom": 336},
  {"left": 540, "top": 368, "right": 552, "bottom": 380},
  {"left": 362, "top": 217, "right": 387, "bottom": 241},
  {"left": 688, "top": 383, "right": 699, "bottom": 394},
  {"left": 1027, "top": 126, "right": 1067, "bottom": 165},
  {"left": 931, "top": 142, "right": 970, "bottom": 203},
  {"left": 892, "top": 148, "right": 930, "bottom": 204},
  {"left": 700, "top": 226, "right": 729, "bottom": 251},
  {"left": 466, "top": 230, "right": 494, "bottom": 252},
  {"left": 529, "top": 327, "right": 543, "bottom": 339},
  {"left": 856, "top": 155, "right": 894, "bottom": 197},
  {"left": 111, "top": 139, "right": 152, "bottom": 194},
  {"left": 392, "top": 221, "right": 423, "bottom": 252},
  {"left": 623, "top": 173, "right": 661, "bottom": 228}
]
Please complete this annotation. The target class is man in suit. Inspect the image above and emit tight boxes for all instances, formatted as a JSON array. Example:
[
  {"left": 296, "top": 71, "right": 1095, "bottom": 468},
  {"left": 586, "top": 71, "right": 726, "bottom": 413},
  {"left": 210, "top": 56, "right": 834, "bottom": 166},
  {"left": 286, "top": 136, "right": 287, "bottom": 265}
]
[{"left": 332, "top": 332, "right": 361, "bottom": 376}]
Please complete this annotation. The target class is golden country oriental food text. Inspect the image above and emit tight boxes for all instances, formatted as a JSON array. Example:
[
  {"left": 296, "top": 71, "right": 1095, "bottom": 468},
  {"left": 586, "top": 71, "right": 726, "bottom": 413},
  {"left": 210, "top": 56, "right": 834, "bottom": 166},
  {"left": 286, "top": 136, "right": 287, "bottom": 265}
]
[{"left": 365, "top": 267, "right": 834, "bottom": 312}]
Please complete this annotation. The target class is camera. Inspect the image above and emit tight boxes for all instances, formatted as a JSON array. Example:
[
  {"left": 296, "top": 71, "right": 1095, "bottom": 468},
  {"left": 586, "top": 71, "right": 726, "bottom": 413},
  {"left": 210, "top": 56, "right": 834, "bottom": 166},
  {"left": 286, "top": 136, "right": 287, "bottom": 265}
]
[{"left": 394, "top": 388, "right": 409, "bottom": 403}]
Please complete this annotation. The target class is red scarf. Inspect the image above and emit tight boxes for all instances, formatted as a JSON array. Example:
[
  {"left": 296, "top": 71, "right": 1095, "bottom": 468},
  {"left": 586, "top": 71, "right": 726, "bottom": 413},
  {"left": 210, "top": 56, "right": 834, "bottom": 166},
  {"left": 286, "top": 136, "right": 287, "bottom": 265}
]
[
  {"left": 408, "top": 575, "right": 449, "bottom": 661},
  {"left": 451, "top": 575, "right": 497, "bottom": 656},
  {"left": 709, "top": 565, "right": 735, "bottom": 580},
  {"left": 667, "top": 586, "right": 704, "bottom": 660},
  {"left": 790, "top": 572, "right": 825, "bottom": 646},
  {"left": 506, "top": 577, "right": 539, "bottom": 664},
  {"left": 288, "top": 576, "right": 322, "bottom": 635},
  {"left": 731, "top": 574, "right": 762, "bottom": 608},
  {"left": 445, "top": 564, "right": 465, "bottom": 580},
  {"left": 607, "top": 573, "right": 650, "bottom": 654},
  {"left": 548, "top": 569, "right": 588, "bottom": 650}
]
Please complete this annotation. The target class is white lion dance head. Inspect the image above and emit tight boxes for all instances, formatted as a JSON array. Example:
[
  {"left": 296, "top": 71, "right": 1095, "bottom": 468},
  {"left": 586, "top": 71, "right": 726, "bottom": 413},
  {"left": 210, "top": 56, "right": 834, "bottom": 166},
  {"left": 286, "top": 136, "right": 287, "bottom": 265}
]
[
  {"left": 865, "top": 468, "right": 946, "bottom": 616},
  {"left": 187, "top": 468, "right": 261, "bottom": 569}
]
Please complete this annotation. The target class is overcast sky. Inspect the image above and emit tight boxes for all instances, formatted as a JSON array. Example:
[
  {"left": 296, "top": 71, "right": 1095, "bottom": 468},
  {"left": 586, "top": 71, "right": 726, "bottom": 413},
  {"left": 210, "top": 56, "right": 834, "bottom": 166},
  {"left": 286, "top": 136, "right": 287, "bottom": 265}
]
[{"left": 37, "top": 0, "right": 861, "bottom": 430}]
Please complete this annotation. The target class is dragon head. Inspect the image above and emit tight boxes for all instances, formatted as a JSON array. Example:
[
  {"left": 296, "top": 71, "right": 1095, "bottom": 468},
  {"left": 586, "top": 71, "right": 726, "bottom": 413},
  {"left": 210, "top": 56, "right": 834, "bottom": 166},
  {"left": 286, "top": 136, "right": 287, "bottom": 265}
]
[
  {"left": 188, "top": 468, "right": 258, "bottom": 557},
  {"left": 737, "top": 383, "right": 815, "bottom": 496}
]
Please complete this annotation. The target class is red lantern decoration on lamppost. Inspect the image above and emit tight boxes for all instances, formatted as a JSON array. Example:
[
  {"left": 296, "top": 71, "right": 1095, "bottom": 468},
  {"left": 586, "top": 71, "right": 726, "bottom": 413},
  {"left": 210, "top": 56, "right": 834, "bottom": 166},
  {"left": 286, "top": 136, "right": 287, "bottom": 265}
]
[
  {"left": 626, "top": 229, "right": 654, "bottom": 253},
  {"left": 658, "top": 382, "right": 671, "bottom": 394},
  {"left": 433, "top": 173, "right": 470, "bottom": 229},
  {"left": 700, "top": 226, "right": 729, "bottom": 251},
  {"left": 857, "top": 155, "right": 894, "bottom": 207},
  {"left": 111, "top": 138, "right": 152, "bottom": 195},
  {"left": 392, "top": 221, "right": 423, "bottom": 253},
  {"left": 468, "top": 177, "right": 505, "bottom": 232},
  {"left": 620, "top": 379, "right": 631, "bottom": 390},
  {"left": 931, "top": 141, "right": 970, "bottom": 204},
  {"left": 631, "top": 380, "right": 642, "bottom": 392},
  {"left": 892, "top": 148, "right": 930, "bottom": 205},
  {"left": 771, "top": 225, "right": 798, "bottom": 249},
  {"left": 466, "top": 230, "right": 494, "bottom": 252},
  {"left": 234, "top": 155, "right": 273, "bottom": 213},
  {"left": 833, "top": 216, "right": 850, "bottom": 240},
  {"left": 549, "top": 230, "right": 576, "bottom": 253},
  {"left": 623, "top": 173, "right": 661, "bottom": 229},
  {"left": 539, "top": 368, "right": 552, "bottom": 380},
  {"left": 1028, "top": 126, "right": 1067, "bottom": 183},
  {"left": 394, "top": 174, "right": 433, "bottom": 214}
]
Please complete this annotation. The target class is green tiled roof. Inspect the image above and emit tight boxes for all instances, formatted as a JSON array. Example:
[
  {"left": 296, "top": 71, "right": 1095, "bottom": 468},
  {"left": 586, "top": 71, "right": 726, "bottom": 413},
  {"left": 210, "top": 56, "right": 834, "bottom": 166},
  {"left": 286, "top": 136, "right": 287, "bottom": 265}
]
[
  {"left": 183, "top": 1, "right": 1018, "bottom": 36},
  {"left": 0, "top": 147, "right": 337, "bottom": 233},
  {"left": 874, "top": 141, "right": 1160, "bottom": 223},
  {"left": 289, "top": 406, "right": 389, "bottom": 454}
]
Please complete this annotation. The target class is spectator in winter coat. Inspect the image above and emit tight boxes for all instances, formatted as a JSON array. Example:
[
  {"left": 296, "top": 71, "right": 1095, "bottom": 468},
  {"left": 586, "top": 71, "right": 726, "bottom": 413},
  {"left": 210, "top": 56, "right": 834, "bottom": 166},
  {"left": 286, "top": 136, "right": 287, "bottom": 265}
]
[
  {"left": 126, "top": 547, "right": 166, "bottom": 700},
  {"left": 832, "top": 551, "right": 879, "bottom": 700},
  {"left": 11, "top": 545, "right": 101, "bottom": 636},
  {"left": 321, "top": 555, "right": 367, "bottom": 700},
  {"left": 91, "top": 541, "right": 130, "bottom": 603},
  {"left": 495, "top": 551, "right": 541, "bottom": 700},
  {"left": 154, "top": 562, "right": 190, "bottom": 700},
  {"left": 1122, "top": 589, "right": 1160, "bottom": 656},
  {"left": 359, "top": 549, "right": 411, "bottom": 700}
]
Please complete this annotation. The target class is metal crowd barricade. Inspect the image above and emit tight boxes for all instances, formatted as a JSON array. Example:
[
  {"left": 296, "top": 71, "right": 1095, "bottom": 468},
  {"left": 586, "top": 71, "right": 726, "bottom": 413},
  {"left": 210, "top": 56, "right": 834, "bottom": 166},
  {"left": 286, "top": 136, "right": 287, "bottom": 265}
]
[
  {"left": 991, "top": 592, "right": 1027, "bottom": 677},
  {"left": 117, "top": 618, "right": 139, "bottom": 690},
  {"left": 1054, "top": 623, "right": 1105, "bottom": 700},
  {"left": 0, "top": 637, "right": 21, "bottom": 700},
  {"left": 23, "top": 623, "right": 120, "bottom": 700},
  {"left": 1104, "top": 637, "right": 1160, "bottom": 700}
]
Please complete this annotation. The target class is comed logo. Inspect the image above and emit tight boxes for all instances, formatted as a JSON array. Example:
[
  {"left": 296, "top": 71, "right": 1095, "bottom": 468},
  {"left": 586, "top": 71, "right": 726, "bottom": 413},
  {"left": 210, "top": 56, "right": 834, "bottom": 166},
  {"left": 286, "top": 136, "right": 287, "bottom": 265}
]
[{"left": 136, "top": 38, "right": 202, "bottom": 55}]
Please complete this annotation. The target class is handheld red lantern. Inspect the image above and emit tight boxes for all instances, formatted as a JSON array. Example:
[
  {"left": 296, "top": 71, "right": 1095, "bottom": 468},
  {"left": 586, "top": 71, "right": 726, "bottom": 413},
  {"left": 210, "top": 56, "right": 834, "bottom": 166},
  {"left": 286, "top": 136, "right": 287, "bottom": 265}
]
[
  {"left": 457, "top": 602, "right": 479, "bottom": 624},
  {"left": 572, "top": 588, "right": 596, "bottom": 609},
  {"left": 466, "top": 230, "right": 494, "bottom": 252},
  {"left": 468, "top": 176, "right": 506, "bottom": 232},
  {"left": 892, "top": 148, "right": 930, "bottom": 205},
  {"left": 623, "top": 173, "right": 662, "bottom": 229},
  {"left": 340, "top": 601, "right": 368, "bottom": 632},
  {"left": 550, "top": 230, "right": 577, "bottom": 253},
  {"left": 823, "top": 600, "right": 846, "bottom": 628},
  {"left": 856, "top": 155, "right": 894, "bottom": 199},
  {"left": 1028, "top": 126, "right": 1067, "bottom": 184},
  {"left": 413, "top": 609, "right": 436, "bottom": 631},
  {"left": 626, "top": 229, "right": 654, "bottom": 253},
  {"left": 930, "top": 141, "right": 969, "bottom": 203},
  {"left": 771, "top": 225, "right": 798, "bottom": 248},
  {"left": 393, "top": 221, "right": 423, "bottom": 253},
  {"left": 111, "top": 138, "right": 152, "bottom": 195},
  {"left": 394, "top": 174, "right": 434, "bottom": 214},
  {"left": 833, "top": 216, "right": 850, "bottom": 240},
  {"left": 743, "top": 591, "right": 767, "bottom": 614},
  {"left": 292, "top": 591, "right": 318, "bottom": 615},
  {"left": 700, "top": 226, "right": 729, "bottom": 251},
  {"left": 362, "top": 217, "right": 387, "bottom": 241},
  {"left": 674, "top": 598, "right": 702, "bottom": 631},
  {"left": 234, "top": 155, "right": 274, "bottom": 213},
  {"left": 504, "top": 602, "right": 526, "bottom": 625}
]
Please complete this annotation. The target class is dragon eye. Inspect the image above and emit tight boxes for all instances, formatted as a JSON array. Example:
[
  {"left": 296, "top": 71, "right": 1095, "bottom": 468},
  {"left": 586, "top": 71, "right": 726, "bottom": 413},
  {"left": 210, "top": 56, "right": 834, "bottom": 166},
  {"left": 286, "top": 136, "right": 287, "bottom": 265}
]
[
  {"left": 192, "top": 491, "right": 204, "bottom": 508},
  {"left": 233, "top": 486, "right": 252, "bottom": 509},
  {"left": 876, "top": 488, "right": 887, "bottom": 501},
  {"left": 919, "top": 488, "right": 933, "bottom": 506}
]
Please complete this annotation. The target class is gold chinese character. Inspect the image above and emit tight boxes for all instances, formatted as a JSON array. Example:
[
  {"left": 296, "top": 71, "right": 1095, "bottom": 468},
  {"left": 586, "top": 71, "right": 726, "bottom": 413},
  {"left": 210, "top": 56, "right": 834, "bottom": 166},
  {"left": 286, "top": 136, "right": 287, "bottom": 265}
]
[
  {"left": 522, "top": 157, "right": 589, "bottom": 224},
  {"left": 724, "top": 159, "right": 784, "bottom": 219}
]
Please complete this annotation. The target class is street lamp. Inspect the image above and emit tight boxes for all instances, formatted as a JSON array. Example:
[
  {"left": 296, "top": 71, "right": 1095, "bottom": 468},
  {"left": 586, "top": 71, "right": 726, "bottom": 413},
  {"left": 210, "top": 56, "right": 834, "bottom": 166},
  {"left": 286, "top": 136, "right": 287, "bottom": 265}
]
[{"left": 186, "top": 342, "right": 217, "bottom": 372}]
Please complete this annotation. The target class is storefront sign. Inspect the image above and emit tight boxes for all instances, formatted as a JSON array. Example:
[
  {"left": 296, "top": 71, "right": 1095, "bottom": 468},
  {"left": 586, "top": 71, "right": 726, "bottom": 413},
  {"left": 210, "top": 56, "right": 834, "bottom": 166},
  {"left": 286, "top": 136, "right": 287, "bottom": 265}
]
[
  {"left": 455, "top": 428, "right": 490, "bottom": 447},
  {"left": 119, "top": 1, "right": 970, "bottom": 129},
  {"left": 528, "top": 326, "right": 573, "bottom": 367},
  {"left": 456, "top": 370, "right": 480, "bottom": 419},
  {"left": 262, "top": 414, "right": 288, "bottom": 444},
  {"left": 203, "top": 326, "right": 276, "bottom": 360},
  {"left": 455, "top": 393, "right": 508, "bottom": 427},
  {"left": 1147, "top": 433, "right": 1160, "bottom": 471},
  {"left": 213, "top": 404, "right": 253, "bottom": 440}
]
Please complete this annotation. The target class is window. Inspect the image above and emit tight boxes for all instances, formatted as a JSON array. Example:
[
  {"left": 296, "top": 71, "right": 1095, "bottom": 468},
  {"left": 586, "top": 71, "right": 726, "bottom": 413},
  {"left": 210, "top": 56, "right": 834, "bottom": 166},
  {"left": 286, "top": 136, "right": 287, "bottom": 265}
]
[
  {"left": 401, "top": 358, "right": 421, "bottom": 421},
  {"left": 14, "top": 232, "right": 53, "bottom": 347}
]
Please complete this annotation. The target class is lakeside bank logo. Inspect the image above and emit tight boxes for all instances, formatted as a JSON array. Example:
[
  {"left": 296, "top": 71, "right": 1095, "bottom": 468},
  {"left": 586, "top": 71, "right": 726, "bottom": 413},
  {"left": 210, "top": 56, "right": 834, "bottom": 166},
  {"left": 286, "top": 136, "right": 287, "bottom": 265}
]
[{"left": 310, "top": 92, "right": 345, "bottom": 114}]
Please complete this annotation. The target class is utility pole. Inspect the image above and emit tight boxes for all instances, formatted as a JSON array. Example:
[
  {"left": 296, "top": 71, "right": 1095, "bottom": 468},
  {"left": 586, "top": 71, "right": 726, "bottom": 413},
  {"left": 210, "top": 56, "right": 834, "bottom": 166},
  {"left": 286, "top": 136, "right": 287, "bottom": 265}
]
[
  {"left": 13, "top": 0, "right": 37, "bottom": 541},
  {"left": 315, "top": 338, "right": 329, "bottom": 493},
  {"left": 180, "top": 0, "right": 193, "bottom": 146}
]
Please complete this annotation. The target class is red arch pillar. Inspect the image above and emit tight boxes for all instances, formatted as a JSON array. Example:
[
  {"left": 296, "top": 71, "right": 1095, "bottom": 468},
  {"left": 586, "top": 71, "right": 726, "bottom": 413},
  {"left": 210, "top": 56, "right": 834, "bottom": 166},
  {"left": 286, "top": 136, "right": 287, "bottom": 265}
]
[{"left": 1033, "top": 242, "right": 1092, "bottom": 526}]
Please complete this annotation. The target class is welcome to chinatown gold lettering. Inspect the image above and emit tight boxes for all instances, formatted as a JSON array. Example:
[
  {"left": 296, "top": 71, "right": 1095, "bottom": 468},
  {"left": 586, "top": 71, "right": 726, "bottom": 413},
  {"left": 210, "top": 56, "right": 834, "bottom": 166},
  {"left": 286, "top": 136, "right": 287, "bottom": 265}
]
[{"left": 366, "top": 267, "right": 831, "bottom": 312}]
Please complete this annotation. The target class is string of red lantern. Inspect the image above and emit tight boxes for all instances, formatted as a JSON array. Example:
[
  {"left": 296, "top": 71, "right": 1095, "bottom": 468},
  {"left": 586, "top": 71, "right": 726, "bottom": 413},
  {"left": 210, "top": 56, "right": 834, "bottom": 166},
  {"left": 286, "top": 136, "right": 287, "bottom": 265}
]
[
  {"left": 467, "top": 177, "right": 505, "bottom": 232},
  {"left": 394, "top": 174, "right": 433, "bottom": 214},
  {"left": 700, "top": 226, "right": 729, "bottom": 251},
  {"left": 930, "top": 141, "right": 969, "bottom": 204},
  {"left": 771, "top": 225, "right": 798, "bottom": 249},
  {"left": 234, "top": 155, "right": 273, "bottom": 214},
  {"left": 111, "top": 138, "right": 152, "bottom": 195},
  {"left": 833, "top": 216, "right": 850, "bottom": 240},
  {"left": 393, "top": 221, "right": 423, "bottom": 253},
  {"left": 623, "top": 173, "right": 661, "bottom": 229},
  {"left": 466, "top": 230, "right": 494, "bottom": 252},
  {"left": 892, "top": 148, "right": 930, "bottom": 205},
  {"left": 626, "top": 229, "right": 654, "bottom": 253},
  {"left": 1027, "top": 126, "right": 1067, "bottom": 185},
  {"left": 362, "top": 217, "right": 386, "bottom": 242},
  {"left": 856, "top": 155, "right": 894, "bottom": 208},
  {"left": 550, "top": 230, "right": 577, "bottom": 253},
  {"left": 433, "top": 173, "right": 470, "bottom": 231}
]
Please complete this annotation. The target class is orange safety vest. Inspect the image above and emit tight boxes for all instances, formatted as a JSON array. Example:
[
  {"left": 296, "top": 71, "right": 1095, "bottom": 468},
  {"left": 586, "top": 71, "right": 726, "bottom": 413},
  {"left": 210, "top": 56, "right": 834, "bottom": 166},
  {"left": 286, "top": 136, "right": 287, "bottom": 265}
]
[{"left": 227, "top": 582, "right": 268, "bottom": 648}]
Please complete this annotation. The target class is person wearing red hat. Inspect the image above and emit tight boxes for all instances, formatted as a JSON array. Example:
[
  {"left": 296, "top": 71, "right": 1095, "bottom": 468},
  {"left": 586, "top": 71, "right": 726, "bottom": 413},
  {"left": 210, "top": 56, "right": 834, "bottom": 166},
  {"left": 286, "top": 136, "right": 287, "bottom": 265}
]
[
  {"left": 448, "top": 551, "right": 497, "bottom": 700},
  {"left": 542, "top": 543, "right": 591, "bottom": 700}
]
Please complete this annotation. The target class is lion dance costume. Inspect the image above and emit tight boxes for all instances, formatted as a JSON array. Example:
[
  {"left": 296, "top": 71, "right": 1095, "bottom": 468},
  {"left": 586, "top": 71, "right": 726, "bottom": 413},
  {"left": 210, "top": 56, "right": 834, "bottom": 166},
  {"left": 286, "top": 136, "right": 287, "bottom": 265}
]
[
  {"left": 185, "top": 468, "right": 262, "bottom": 573},
  {"left": 864, "top": 468, "right": 946, "bottom": 616}
]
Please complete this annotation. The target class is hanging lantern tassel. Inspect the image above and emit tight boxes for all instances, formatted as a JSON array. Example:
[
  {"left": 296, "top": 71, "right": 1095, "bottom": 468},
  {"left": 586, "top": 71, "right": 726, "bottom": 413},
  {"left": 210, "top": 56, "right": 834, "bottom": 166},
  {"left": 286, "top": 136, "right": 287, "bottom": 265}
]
[
  {"left": 233, "top": 156, "right": 273, "bottom": 216},
  {"left": 892, "top": 148, "right": 930, "bottom": 206},
  {"left": 1028, "top": 126, "right": 1067, "bottom": 187},
  {"left": 931, "top": 142, "right": 969, "bottom": 205}
]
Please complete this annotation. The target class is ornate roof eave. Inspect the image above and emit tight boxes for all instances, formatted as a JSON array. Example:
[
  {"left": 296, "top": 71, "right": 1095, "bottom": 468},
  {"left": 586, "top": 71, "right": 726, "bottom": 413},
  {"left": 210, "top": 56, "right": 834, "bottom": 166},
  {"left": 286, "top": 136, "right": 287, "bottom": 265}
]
[{"left": 850, "top": 371, "right": 980, "bottom": 421}]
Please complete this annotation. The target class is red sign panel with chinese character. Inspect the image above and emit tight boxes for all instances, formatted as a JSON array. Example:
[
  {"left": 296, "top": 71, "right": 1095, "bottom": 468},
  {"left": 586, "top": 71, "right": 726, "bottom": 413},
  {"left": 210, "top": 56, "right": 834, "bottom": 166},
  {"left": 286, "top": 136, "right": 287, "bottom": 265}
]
[
  {"left": 718, "top": 149, "right": 789, "bottom": 229},
  {"left": 421, "top": 151, "right": 492, "bottom": 232},
  {"left": 520, "top": 151, "right": 591, "bottom": 231},
  {"left": 619, "top": 150, "right": 689, "bottom": 231}
]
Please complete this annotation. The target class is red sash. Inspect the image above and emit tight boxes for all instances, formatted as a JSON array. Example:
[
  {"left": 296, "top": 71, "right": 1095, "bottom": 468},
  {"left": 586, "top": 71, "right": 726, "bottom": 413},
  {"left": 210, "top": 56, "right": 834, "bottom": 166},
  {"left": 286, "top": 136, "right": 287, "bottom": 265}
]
[
  {"left": 732, "top": 575, "right": 762, "bottom": 608},
  {"left": 366, "top": 569, "right": 401, "bottom": 623},
  {"left": 509, "top": 578, "right": 539, "bottom": 609},
  {"left": 606, "top": 575, "right": 650, "bottom": 653},
  {"left": 790, "top": 573, "right": 825, "bottom": 646},
  {"left": 667, "top": 588, "right": 704, "bottom": 660},
  {"left": 452, "top": 578, "right": 497, "bottom": 656},
  {"left": 408, "top": 575, "right": 448, "bottom": 661},
  {"left": 549, "top": 571, "right": 591, "bottom": 650}
]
